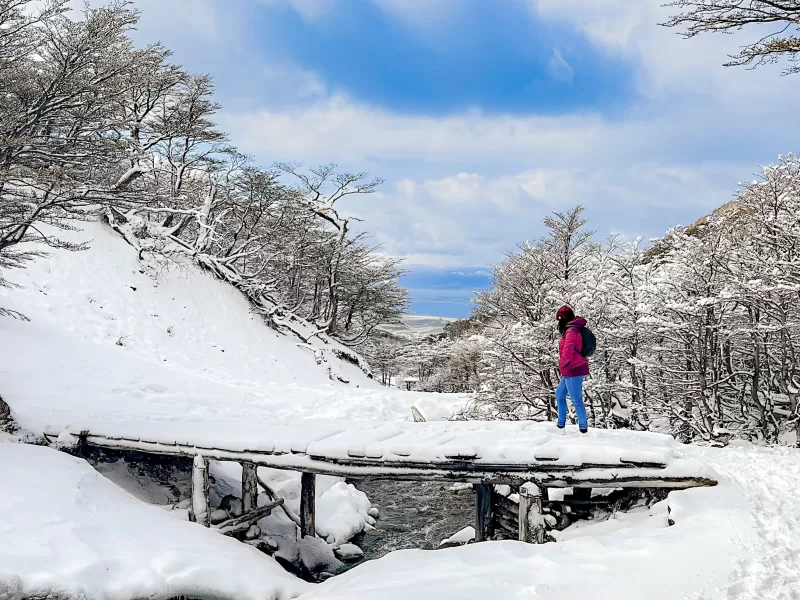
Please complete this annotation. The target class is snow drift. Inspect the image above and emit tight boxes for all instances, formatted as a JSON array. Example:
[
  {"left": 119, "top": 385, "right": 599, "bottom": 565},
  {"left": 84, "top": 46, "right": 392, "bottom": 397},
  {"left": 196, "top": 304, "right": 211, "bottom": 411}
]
[{"left": 0, "top": 442, "right": 308, "bottom": 600}]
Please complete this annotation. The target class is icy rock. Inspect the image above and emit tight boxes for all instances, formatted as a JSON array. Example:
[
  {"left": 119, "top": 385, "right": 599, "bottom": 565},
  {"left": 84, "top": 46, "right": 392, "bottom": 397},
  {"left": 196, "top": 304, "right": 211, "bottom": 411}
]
[
  {"left": 366, "top": 515, "right": 376, "bottom": 526},
  {"left": 448, "top": 482, "right": 472, "bottom": 494},
  {"left": 368, "top": 507, "right": 380, "bottom": 519},
  {"left": 334, "top": 543, "right": 364, "bottom": 561},
  {"left": 175, "top": 498, "right": 191, "bottom": 510},
  {"left": 219, "top": 494, "right": 243, "bottom": 517},
  {"left": 298, "top": 535, "right": 342, "bottom": 574},
  {"left": 210, "top": 509, "right": 228, "bottom": 525},
  {"left": 245, "top": 525, "right": 261, "bottom": 539},
  {"left": 362, "top": 522, "right": 377, "bottom": 533},
  {"left": 54, "top": 429, "right": 77, "bottom": 450},
  {"left": 263, "top": 536, "right": 279, "bottom": 552},
  {"left": 439, "top": 526, "right": 475, "bottom": 548},
  {"left": 494, "top": 484, "right": 512, "bottom": 497},
  {"left": 544, "top": 514, "right": 558, "bottom": 528},
  {"left": 316, "top": 482, "right": 372, "bottom": 544},
  {"left": 0, "top": 572, "right": 21, "bottom": 600},
  {"left": 243, "top": 537, "right": 279, "bottom": 556}
]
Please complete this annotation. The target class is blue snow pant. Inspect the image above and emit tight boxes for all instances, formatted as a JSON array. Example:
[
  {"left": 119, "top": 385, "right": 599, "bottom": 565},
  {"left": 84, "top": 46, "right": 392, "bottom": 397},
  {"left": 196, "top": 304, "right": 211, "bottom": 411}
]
[{"left": 556, "top": 375, "right": 588, "bottom": 430}]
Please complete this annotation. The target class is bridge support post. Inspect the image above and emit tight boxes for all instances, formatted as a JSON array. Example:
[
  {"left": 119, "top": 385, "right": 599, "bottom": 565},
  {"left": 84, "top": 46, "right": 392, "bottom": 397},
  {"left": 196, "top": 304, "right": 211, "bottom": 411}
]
[
  {"left": 519, "top": 482, "right": 545, "bottom": 544},
  {"left": 300, "top": 472, "right": 316, "bottom": 538},
  {"left": 189, "top": 454, "right": 210, "bottom": 527},
  {"left": 242, "top": 462, "right": 258, "bottom": 512},
  {"left": 474, "top": 483, "right": 494, "bottom": 542}
]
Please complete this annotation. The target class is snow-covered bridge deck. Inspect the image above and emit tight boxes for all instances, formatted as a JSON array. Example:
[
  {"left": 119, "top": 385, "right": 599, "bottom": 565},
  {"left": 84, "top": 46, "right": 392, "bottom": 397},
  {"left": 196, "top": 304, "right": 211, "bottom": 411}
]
[
  {"left": 51, "top": 419, "right": 717, "bottom": 544},
  {"left": 50, "top": 419, "right": 717, "bottom": 487}
]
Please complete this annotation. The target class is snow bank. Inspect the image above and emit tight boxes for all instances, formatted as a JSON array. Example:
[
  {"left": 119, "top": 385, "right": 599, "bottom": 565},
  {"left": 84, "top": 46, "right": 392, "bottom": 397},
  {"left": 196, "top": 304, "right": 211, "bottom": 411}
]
[
  {"left": 304, "top": 442, "right": 800, "bottom": 600},
  {"left": 0, "top": 303, "right": 464, "bottom": 435},
  {"left": 306, "top": 464, "right": 751, "bottom": 599},
  {"left": 410, "top": 393, "right": 469, "bottom": 421},
  {"left": 0, "top": 442, "right": 308, "bottom": 600},
  {"left": 316, "top": 482, "right": 373, "bottom": 544}
]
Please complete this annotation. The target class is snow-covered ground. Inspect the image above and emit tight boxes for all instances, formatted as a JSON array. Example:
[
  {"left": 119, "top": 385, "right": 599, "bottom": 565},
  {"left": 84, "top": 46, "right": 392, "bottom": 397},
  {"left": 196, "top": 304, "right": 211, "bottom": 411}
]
[
  {"left": 308, "top": 443, "right": 800, "bottom": 600},
  {"left": 0, "top": 442, "right": 308, "bottom": 600}
]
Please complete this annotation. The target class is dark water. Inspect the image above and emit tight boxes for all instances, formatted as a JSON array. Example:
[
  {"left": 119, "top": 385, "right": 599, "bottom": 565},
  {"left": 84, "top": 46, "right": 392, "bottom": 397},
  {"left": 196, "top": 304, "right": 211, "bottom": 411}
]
[{"left": 348, "top": 480, "right": 476, "bottom": 560}]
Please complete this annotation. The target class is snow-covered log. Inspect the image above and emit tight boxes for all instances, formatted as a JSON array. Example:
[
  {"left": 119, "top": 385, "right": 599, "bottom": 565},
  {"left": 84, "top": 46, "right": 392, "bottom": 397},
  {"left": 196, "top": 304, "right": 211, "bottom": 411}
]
[
  {"left": 214, "top": 498, "right": 284, "bottom": 536},
  {"left": 519, "top": 483, "right": 545, "bottom": 544},
  {"left": 257, "top": 474, "right": 302, "bottom": 527}
]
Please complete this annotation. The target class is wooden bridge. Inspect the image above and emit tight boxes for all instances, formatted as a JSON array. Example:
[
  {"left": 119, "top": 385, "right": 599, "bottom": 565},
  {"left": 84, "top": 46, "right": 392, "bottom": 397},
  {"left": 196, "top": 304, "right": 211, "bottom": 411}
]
[{"left": 49, "top": 419, "right": 718, "bottom": 545}]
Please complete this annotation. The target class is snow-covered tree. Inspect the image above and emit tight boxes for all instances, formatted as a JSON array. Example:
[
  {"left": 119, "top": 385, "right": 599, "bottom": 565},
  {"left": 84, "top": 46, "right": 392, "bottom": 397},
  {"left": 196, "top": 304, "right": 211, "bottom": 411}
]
[{"left": 0, "top": 0, "right": 408, "bottom": 356}]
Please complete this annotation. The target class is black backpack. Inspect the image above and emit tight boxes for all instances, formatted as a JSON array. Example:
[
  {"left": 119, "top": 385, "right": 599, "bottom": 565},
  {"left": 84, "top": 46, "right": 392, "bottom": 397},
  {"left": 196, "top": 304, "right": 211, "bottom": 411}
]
[{"left": 579, "top": 328, "right": 596, "bottom": 358}]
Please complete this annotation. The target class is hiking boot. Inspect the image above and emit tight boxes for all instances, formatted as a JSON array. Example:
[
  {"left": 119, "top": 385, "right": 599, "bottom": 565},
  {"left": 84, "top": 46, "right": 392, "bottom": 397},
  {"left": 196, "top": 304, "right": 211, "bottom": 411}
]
[{"left": 579, "top": 428, "right": 588, "bottom": 434}]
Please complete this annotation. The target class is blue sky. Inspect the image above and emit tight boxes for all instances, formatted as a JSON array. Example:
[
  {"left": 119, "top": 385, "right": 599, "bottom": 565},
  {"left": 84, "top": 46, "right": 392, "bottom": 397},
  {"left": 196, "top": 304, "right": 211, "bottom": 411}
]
[{"left": 123, "top": 0, "right": 800, "bottom": 318}]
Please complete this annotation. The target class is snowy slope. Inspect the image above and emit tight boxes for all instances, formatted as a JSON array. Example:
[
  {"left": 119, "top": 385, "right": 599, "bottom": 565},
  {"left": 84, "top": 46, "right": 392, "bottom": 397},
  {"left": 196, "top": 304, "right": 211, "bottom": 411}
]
[
  {"left": 0, "top": 219, "right": 372, "bottom": 389},
  {"left": 0, "top": 442, "right": 308, "bottom": 600},
  {"left": 0, "top": 219, "right": 465, "bottom": 432}
]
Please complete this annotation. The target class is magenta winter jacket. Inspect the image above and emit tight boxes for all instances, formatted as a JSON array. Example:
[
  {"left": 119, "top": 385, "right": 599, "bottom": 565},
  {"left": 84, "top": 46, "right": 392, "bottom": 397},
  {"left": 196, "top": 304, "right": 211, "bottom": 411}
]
[{"left": 558, "top": 317, "right": 590, "bottom": 378}]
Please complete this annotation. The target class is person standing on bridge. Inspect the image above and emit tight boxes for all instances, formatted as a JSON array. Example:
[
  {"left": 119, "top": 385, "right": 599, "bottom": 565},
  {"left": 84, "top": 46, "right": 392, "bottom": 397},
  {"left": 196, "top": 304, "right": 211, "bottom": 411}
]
[{"left": 555, "top": 305, "right": 590, "bottom": 434}]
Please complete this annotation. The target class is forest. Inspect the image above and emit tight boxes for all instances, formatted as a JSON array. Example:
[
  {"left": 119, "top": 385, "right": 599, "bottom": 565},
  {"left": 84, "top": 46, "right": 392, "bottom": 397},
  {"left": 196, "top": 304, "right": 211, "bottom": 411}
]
[{"left": 380, "top": 169, "right": 800, "bottom": 445}]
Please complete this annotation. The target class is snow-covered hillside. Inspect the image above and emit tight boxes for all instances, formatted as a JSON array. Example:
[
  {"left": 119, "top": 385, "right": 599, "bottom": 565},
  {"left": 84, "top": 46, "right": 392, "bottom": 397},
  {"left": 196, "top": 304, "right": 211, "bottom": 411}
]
[{"left": 0, "top": 219, "right": 464, "bottom": 432}]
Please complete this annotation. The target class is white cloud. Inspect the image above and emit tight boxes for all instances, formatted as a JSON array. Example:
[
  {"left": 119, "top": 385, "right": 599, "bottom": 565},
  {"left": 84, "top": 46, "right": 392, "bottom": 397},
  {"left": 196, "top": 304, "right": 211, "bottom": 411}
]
[
  {"left": 369, "top": 0, "right": 458, "bottom": 26},
  {"left": 261, "top": 65, "right": 327, "bottom": 102},
  {"left": 128, "top": 0, "right": 224, "bottom": 43},
  {"left": 219, "top": 87, "right": 800, "bottom": 172},
  {"left": 530, "top": 0, "right": 798, "bottom": 100},
  {"left": 219, "top": 96, "right": 643, "bottom": 166},
  {"left": 344, "top": 162, "right": 745, "bottom": 268},
  {"left": 125, "top": 0, "right": 800, "bottom": 269},
  {"left": 548, "top": 48, "right": 574, "bottom": 82},
  {"left": 258, "top": 0, "right": 333, "bottom": 22}
]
